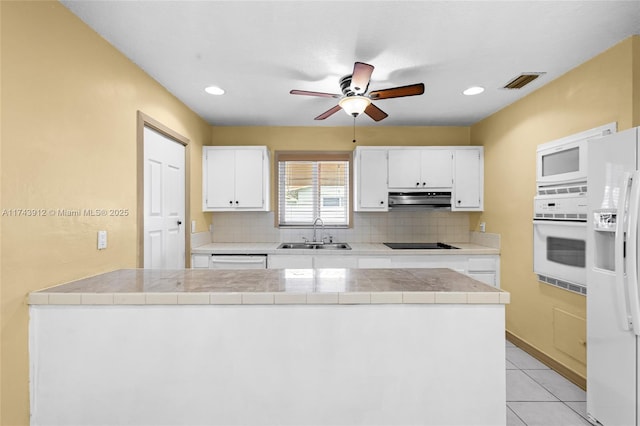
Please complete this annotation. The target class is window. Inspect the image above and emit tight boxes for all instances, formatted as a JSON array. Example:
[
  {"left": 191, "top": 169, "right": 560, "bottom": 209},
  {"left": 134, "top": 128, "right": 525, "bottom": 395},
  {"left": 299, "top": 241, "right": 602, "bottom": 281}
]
[{"left": 276, "top": 152, "right": 351, "bottom": 227}]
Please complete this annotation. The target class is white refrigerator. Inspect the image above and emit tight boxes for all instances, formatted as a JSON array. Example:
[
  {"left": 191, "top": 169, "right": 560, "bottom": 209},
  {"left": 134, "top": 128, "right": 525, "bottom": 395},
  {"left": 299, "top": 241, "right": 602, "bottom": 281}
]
[{"left": 587, "top": 126, "right": 640, "bottom": 426}]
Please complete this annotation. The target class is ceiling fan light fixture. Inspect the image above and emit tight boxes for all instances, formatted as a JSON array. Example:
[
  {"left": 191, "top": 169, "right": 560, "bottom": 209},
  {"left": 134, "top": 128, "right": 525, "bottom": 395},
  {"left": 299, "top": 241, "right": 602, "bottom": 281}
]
[{"left": 339, "top": 96, "right": 371, "bottom": 117}]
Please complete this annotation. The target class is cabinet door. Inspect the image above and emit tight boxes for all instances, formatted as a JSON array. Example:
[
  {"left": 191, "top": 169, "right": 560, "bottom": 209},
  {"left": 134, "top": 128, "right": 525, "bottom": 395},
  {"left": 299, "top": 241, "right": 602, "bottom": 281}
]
[
  {"left": 453, "top": 148, "right": 483, "bottom": 210},
  {"left": 267, "top": 255, "right": 313, "bottom": 269},
  {"left": 234, "top": 149, "right": 264, "bottom": 209},
  {"left": 314, "top": 256, "right": 358, "bottom": 268},
  {"left": 388, "top": 150, "right": 421, "bottom": 189},
  {"left": 357, "top": 149, "right": 388, "bottom": 211},
  {"left": 204, "top": 149, "right": 236, "bottom": 209},
  {"left": 191, "top": 254, "right": 211, "bottom": 269},
  {"left": 421, "top": 150, "right": 453, "bottom": 188}
]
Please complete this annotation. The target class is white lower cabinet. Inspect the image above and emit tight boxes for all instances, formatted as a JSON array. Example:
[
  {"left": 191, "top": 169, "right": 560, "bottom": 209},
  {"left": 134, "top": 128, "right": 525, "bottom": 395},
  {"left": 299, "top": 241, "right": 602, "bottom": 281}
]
[
  {"left": 191, "top": 254, "right": 211, "bottom": 269},
  {"left": 357, "top": 257, "right": 393, "bottom": 268},
  {"left": 313, "top": 256, "right": 358, "bottom": 269},
  {"left": 467, "top": 256, "right": 500, "bottom": 287},
  {"left": 268, "top": 255, "right": 357, "bottom": 269},
  {"left": 268, "top": 255, "right": 313, "bottom": 269},
  {"left": 210, "top": 253, "right": 500, "bottom": 287}
]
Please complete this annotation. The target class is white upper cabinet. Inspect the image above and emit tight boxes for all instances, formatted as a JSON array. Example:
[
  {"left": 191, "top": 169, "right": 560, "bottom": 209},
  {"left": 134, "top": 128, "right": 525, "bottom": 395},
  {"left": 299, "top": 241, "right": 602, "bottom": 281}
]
[
  {"left": 452, "top": 147, "right": 484, "bottom": 211},
  {"left": 354, "top": 148, "right": 388, "bottom": 211},
  {"left": 388, "top": 149, "right": 453, "bottom": 190},
  {"left": 203, "top": 146, "right": 270, "bottom": 211}
]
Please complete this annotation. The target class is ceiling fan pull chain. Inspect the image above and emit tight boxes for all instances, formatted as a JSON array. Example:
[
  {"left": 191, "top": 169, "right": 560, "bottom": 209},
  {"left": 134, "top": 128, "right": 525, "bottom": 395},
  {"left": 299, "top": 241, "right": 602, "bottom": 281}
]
[{"left": 352, "top": 116, "right": 356, "bottom": 143}]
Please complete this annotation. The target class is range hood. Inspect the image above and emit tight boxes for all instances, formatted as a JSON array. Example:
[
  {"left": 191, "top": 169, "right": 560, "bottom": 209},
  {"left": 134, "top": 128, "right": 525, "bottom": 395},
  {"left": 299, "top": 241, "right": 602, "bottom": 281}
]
[{"left": 388, "top": 192, "right": 452, "bottom": 211}]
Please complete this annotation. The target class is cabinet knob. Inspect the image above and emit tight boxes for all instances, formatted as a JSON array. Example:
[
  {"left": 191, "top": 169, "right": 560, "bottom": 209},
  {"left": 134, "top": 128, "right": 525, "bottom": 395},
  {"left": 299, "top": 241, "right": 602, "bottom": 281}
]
[
  {"left": 235, "top": 201, "right": 239, "bottom": 204},
  {"left": 380, "top": 201, "right": 384, "bottom": 205},
  {"left": 457, "top": 200, "right": 461, "bottom": 204},
  {"left": 422, "top": 182, "right": 426, "bottom": 186},
  {"left": 177, "top": 220, "right": 182, "bottom": 225},
  {"left": 229, "top": 200, "right": 233, "bottom": 205},
  {"left": 416, "top": 182, "right": 420, "bottom": 186}
]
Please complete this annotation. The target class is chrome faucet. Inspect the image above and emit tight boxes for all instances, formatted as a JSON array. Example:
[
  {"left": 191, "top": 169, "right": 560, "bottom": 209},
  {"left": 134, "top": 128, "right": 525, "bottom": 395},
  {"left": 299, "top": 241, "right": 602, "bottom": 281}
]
[{"left": 312, "top": 217, "right": 324, "bottom": 243}]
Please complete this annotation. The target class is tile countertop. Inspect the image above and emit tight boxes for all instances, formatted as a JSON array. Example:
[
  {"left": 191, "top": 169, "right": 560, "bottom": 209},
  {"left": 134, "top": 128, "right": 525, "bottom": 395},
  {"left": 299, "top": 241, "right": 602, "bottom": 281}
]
[
  {"left": 28, "top": 268, "right": 509, "bottom": 306},
  {"left": 191, "top": 242, "right": 499, "bottom": 255}
]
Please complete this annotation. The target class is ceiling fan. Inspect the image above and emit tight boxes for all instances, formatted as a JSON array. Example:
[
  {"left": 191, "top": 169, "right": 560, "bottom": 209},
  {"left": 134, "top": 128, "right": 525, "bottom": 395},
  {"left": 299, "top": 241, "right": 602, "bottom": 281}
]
[{"left": 290, "top": 62, "right": 425, "bottom": 122}]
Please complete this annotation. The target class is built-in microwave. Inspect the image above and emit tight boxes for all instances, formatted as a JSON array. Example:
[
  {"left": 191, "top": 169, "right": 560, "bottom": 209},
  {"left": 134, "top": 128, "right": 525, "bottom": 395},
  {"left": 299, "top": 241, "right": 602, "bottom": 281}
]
[{"left": 536, "top": 122, "right": 616, "bottom": 188}]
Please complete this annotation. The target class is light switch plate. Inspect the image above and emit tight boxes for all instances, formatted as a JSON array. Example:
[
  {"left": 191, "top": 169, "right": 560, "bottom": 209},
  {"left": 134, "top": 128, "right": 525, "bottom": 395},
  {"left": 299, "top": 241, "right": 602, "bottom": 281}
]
[{"left": 97, "top": 230, "right": 107, "bottom": 250}]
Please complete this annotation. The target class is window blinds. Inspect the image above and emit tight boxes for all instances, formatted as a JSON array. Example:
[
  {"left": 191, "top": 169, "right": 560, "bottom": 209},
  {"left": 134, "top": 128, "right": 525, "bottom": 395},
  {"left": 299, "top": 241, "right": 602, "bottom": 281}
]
[{"left": 277, "top": 158, "right": 350, "bottom": 227}]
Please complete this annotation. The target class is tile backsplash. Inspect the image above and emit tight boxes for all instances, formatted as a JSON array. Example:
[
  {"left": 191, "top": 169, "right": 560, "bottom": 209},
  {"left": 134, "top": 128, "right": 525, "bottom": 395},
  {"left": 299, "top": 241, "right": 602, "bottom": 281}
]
[{"left": 209, "top": 211, "right": 471, "bottom": 243}]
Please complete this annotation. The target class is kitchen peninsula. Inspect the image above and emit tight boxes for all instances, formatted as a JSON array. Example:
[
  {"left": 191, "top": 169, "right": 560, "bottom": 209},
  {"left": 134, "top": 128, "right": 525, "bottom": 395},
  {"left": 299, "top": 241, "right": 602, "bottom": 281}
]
[{"left": 29, "top": 268, "right": 509, "bottom": 426}]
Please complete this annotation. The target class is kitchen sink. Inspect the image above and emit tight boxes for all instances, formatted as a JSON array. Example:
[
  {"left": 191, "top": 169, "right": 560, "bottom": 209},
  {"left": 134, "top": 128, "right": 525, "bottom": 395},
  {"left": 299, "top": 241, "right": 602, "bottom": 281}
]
[
  {"left": 315, "top": 243, "right": 351, "bottom": 250},
  {"left": 277, "top": 242, "right": 351, "bottom": 250}
]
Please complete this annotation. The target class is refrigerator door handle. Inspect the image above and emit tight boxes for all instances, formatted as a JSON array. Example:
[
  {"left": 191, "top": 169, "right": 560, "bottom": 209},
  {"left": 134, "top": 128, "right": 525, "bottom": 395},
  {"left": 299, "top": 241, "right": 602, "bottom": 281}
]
[
  {"left": 615, "top": 172, "right": 633, "bottom": 331},
  {"left": 624, "top": 171, "right": 640, "bottom": 335}
]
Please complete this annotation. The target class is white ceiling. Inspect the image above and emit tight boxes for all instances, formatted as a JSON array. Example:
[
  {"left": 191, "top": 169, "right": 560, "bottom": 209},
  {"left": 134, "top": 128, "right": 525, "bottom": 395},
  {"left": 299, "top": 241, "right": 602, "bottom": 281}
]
[{"left": 61, "top": 1, "right": 640, "bottom": 127}]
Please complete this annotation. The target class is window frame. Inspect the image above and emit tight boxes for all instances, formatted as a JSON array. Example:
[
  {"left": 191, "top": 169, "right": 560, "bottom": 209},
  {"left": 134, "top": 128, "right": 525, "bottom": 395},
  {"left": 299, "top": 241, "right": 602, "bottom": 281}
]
[{"left": 274, "top": 151, "right": 353, "bottom": 229}]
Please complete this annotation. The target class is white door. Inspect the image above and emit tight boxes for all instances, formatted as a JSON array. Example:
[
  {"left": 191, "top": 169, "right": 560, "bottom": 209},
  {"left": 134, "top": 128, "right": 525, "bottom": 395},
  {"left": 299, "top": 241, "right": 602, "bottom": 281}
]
[{"left": 144, "top": 126, "right": 185, "bottom": 269}]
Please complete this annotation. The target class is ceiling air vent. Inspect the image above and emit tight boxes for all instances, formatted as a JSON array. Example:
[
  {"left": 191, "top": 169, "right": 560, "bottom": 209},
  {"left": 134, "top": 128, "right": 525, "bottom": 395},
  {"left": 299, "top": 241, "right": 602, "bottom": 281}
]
[{"left": 503, "top": 72, "right": 545, "bottom": 89}]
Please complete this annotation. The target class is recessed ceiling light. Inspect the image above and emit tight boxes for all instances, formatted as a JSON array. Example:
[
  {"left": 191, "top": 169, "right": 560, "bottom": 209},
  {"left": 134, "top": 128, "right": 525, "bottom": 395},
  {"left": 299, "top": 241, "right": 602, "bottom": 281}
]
[
  {"left": 205, "top": 86, "right": 225, "bottom": 95},
  {"left": 463, "top": 86, "right": 485, "bottom": 96}
]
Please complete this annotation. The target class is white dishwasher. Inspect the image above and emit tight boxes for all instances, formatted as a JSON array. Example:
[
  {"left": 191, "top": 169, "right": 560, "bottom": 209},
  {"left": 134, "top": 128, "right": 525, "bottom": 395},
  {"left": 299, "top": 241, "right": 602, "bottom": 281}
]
[{"left": 209, "top": 255, "right": 267, "bottom": 269}]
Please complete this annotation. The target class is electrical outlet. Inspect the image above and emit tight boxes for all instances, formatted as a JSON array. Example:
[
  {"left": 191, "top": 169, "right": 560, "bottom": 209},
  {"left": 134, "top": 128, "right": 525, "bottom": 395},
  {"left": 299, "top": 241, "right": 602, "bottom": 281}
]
[
  {"left": 97, "top": 230, "right": 107, "bottom": 250},
  {"left": 479, "top": 222, "right": 486, "bottom": 233},
  {"left": 191, "top": 220, "right": 196, "bottom": 233}
]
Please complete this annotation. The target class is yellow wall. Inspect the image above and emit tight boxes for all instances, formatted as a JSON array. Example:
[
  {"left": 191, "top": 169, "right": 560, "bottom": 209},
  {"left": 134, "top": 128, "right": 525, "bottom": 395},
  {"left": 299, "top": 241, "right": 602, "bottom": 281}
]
[
  {"left": 470, "top": 36, "right": 639, "bottom": 380},
  {"left": 211, "top": 126, "right": 471, "bottom": 208},
  {"left": 0, "top": 2, "right": 211, "bottom": 424},
  {"left": 634, "top": 37, "right": 640, "bottom": 126},
  {"left": 212, "top": 126, "right": 470, "bottom": 149}
]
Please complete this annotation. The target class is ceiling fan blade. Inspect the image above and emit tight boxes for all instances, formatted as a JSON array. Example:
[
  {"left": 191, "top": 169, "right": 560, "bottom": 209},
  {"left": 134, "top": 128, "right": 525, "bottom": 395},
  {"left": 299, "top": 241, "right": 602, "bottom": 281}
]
[
  {"left": 369, "top": 83, "right": 425, "bottom": 100},
  {"left": 350, "top": 62, "right": 374, "bottom": 94},
  {"left": 290, "top": 90, "right": 341, "bottom": 98},
  {"left": 364, "top": 103, "right": 388, "bottom": 122},
  {"left": 314, "top": 105, "right": 342, "bottom": 120}
]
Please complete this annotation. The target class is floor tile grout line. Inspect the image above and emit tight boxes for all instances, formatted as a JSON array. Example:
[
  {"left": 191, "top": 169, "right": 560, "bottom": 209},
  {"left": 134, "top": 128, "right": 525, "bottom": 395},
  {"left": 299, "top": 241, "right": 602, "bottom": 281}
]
[
  {"left": 506, "top": 338, "right": 589, "bottom": 425},
  {"left": 506, "top": 405, "right": 528, "bottom": 426},
  {"left": 519, "top": 368, "right": 577, "bottom": 402},
  {"left": 562, "top": 401, "right": 590, "bottom": 422}
]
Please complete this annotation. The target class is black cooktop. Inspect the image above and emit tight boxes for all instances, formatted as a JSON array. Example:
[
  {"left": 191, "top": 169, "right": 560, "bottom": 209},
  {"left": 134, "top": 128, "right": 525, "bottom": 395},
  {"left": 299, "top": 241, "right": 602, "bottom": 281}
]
[{"left": 383, "top": 242, "right": 459, "bottom": 250}]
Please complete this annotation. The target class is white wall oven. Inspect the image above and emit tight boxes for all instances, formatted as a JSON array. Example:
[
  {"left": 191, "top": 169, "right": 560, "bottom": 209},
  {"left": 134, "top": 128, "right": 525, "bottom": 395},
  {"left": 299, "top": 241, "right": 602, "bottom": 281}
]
[
  {"left": 533, "top": 201, "right": 587, "bottom": 294},
  {"left": 533, "top": 123, "right": 616, "bottom": 295}
]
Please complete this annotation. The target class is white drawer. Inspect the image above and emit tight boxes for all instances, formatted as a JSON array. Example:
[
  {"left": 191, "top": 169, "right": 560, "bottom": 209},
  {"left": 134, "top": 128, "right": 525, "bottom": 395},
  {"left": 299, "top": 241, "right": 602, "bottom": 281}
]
[{"left": 467, "top": 257, "right": 497, "bottom": 271}]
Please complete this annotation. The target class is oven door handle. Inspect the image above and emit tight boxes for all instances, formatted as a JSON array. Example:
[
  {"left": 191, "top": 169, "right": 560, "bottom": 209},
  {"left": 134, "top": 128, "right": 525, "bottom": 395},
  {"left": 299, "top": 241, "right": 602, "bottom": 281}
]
[{"left": 624, "top": 172, "right": 640, "bottom": 334}]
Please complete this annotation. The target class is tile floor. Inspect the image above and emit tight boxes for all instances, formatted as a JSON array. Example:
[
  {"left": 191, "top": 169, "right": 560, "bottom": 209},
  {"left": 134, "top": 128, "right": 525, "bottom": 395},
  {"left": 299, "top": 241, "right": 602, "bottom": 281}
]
[{"left": 506, "top": 340, "right": 591, "bottom": 426}]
